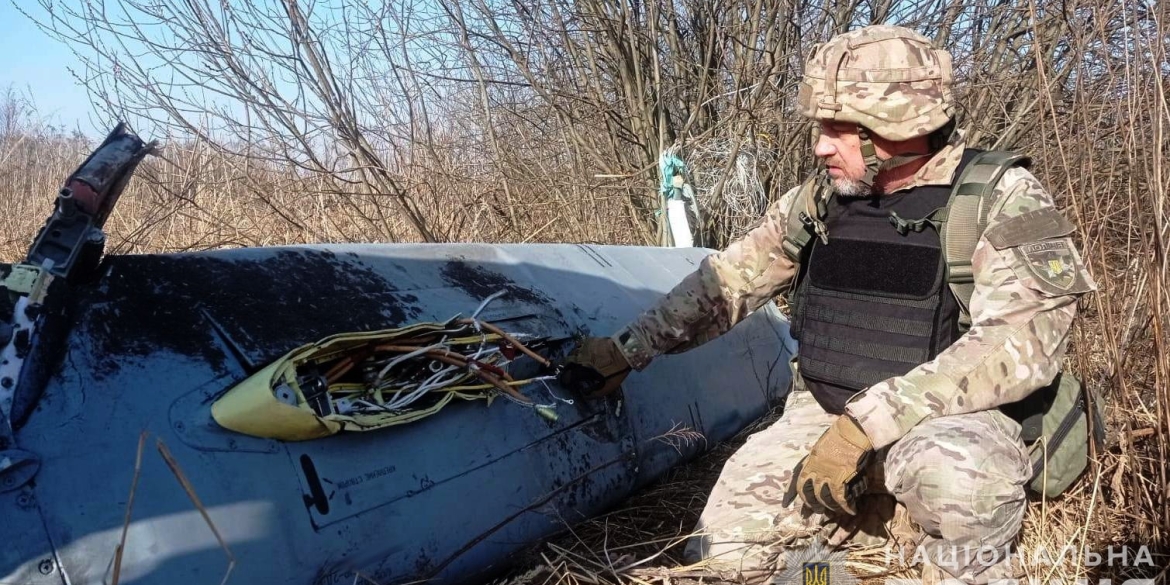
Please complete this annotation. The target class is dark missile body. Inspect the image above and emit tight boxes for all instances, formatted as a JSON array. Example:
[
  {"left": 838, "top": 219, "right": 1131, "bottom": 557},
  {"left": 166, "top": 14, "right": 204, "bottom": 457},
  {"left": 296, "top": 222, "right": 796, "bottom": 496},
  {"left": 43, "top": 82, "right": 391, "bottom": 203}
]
[{"left": 3, "top": 242, "right": 794, "bottom": 585}]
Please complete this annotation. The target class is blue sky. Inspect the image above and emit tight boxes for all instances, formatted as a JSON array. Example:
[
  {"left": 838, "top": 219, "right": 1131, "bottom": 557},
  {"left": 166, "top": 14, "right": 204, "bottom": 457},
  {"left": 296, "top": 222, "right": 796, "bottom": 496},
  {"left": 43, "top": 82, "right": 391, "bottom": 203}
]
[{"left": 0, "top": 2, "right": 97, "bottom": 133}]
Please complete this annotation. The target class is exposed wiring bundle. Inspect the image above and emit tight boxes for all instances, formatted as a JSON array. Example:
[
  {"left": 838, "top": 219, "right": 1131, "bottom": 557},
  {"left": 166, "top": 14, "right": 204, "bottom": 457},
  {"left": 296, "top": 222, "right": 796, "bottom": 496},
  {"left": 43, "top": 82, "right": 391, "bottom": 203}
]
[
  {"left": 304, "top": 318, "right": 559, "bottom": 421},
  {"left": 210, "top": 292, "right": 570, "bottom": 441}
]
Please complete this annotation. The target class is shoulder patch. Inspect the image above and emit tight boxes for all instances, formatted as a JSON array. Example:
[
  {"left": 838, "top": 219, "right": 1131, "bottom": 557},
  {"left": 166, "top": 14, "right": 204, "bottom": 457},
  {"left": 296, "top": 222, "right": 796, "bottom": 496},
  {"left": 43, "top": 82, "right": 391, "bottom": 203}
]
[
  {"left": 1010, "top": 238, "right": 1096, "bottom": 296},
  {"left": 984, "top": 207, "right": 1076, "bottom": 250}
]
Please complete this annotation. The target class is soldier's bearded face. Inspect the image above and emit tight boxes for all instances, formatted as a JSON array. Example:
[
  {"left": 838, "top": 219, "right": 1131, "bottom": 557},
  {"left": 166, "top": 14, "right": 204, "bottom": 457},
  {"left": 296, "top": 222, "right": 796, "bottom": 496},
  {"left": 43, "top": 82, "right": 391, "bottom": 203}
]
[{"left": 814, "top": 121, "right": 870, "bottom": 196}]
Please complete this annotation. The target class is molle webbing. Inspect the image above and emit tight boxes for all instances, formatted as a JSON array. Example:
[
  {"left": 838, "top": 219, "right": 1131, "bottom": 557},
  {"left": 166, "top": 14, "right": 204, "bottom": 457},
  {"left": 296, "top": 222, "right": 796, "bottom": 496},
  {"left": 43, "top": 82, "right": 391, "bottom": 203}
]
[
  {"left": 800, "top": 331, "right": 930, "bottom": 365},
  {"left": 799, "top": 356, "right": 906, "bottom": 388},
  {"left": 802, "top": 303, "right": 935, "bottom": 337},
  {"left": 798, "top": 283, "right": 940, "bottom": 310}
]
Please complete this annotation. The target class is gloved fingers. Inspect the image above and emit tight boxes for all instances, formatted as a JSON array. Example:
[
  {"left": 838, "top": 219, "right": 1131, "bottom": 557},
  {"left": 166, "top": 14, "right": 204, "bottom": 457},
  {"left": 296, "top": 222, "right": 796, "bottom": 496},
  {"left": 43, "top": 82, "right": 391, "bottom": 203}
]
[
  {"left": 557, "top": 363, "right": 605, "bottom": 396},
  {"left": 816, "top": 481, "right": 846, "bottom": 515},
  {"left": 556, "top": 362, "right": 628, "bottom": 399},
  {"left": 821, "top": 474, "right": 866, "bottom": 516},
  {"left": 563, "top": 337, "right": 630, "bottom": 376},
  {"left": 800, "top": 477, "right": 823, "bottom": 513}
]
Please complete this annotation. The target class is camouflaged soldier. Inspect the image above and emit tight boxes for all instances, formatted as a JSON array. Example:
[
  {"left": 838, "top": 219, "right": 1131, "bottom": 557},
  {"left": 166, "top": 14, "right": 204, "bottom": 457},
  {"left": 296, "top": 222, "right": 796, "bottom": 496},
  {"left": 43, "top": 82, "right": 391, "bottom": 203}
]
[{"left": 559, "top": 25, "right": 1097, "bottom": 584}]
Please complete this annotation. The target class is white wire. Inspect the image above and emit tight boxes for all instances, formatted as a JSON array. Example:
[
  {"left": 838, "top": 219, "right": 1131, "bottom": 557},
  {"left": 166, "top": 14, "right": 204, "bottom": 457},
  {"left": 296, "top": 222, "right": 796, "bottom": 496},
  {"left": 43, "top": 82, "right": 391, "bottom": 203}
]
[
  {"left": 352, "top": 398, "right": 401, "bottom": 414},
  {"left": 332, "top": 292, "right": 552, "bottom": 417},
  {"left": 470, "top": 290, "right": 507, "bottom": 320},
  {"left": 384, "top": 364, "right": 461, "bottom": 410},
  {"left": 539, "top": 378, "right": 574, "bottom": 405},
  {"left": 469, "top": 330, "right": 489, "bottom": 361},
  {"left": 375, "top": 342, "right": 445, "bottom": 383}
]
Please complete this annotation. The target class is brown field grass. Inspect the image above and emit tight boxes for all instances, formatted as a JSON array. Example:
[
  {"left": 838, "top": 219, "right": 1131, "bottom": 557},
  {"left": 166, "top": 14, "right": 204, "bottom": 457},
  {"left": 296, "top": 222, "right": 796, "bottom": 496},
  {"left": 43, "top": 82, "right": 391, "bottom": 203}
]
[{"left": 3, "top": 105, "right": 1165, "bottom": 583}]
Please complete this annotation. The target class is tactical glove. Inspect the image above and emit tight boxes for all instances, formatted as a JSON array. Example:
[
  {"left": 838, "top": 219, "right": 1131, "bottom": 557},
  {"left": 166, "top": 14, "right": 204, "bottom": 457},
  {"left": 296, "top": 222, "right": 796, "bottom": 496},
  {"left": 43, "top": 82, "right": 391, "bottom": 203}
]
[
  {"left": 782, "top": 414, "right": 874, "bottom": 516},
  {"left": 558, "top": 337, "right": 632, "bottom": 398}
]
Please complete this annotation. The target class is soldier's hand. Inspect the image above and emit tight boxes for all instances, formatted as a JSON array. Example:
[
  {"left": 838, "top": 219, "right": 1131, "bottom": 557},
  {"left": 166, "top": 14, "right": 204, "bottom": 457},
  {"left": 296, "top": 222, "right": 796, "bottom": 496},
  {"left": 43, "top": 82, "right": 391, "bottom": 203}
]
[
  {"left": 557, "top": 337, "right": 632, "bottom": 399},
  {"left": 782, "top": 414, "right": 874, "bottom": 515}
]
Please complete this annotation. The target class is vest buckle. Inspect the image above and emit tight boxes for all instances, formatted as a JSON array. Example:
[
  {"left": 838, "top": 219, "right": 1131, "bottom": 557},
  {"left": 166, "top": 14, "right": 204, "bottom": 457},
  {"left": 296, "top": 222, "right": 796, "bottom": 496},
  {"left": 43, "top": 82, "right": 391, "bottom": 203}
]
[{"left": 889, "top": 211, "right": 928, "bottom": 236}]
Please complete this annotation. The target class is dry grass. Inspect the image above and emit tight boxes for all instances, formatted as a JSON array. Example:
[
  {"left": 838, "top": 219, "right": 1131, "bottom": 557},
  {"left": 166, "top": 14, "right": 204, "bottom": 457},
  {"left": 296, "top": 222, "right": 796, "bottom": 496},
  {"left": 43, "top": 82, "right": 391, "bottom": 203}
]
[
  {"left": 4, "top": 109, "right": 1167, "bottom": 585},
  {"left": 491, "top": 424, "right": 1166, "bottom": 585},
  {"left": 108, "top": 431, "right": 234, "bottom": 585},
  {"left": 493, "top": 420, "right": 768, "bottom": 585},
  {"left": 4, "top": 99, "right": 1167, "bottom": 585}
]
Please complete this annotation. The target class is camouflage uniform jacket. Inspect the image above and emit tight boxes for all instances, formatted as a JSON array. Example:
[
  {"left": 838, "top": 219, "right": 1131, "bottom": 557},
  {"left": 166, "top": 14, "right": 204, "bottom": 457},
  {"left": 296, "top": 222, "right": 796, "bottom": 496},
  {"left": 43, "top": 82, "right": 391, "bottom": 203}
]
[{"left": 612, "top": 135, "right": 1097, "bottom": 449}]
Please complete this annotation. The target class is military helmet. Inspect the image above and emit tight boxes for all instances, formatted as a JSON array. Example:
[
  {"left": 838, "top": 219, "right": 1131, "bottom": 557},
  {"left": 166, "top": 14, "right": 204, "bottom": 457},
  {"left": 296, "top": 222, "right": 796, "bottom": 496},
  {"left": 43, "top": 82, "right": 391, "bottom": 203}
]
[{"left": 798, "top": 25, "right": 954, "bottom": 142}]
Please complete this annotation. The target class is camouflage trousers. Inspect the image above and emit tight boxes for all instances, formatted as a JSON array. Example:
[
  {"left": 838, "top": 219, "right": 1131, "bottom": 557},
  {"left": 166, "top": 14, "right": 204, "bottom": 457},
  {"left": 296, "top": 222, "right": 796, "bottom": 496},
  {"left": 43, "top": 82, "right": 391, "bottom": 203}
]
[{"left": 683, "top": 389, "right": 1033, "bottom": 584}]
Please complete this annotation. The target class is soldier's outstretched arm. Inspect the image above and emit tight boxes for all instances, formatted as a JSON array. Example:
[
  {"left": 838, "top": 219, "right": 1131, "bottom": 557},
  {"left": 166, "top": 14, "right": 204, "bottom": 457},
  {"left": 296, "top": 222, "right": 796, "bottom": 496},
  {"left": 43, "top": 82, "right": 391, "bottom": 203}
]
[
  {"left": 612, "top": 187, "right": 803, "bottom": 370},
  {"left": 844, "top": 167, "right": 1097, "bottom": 449}
]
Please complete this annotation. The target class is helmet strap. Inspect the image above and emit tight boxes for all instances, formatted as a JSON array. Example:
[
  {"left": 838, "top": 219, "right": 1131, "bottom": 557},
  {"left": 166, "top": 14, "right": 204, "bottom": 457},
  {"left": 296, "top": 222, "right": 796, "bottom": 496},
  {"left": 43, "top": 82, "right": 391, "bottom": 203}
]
[
  {"left": 857, "top": 126, "right": 934, "bottom": 193},
  {"left": 857, "top": 127, "right": 882, "bottom": 190}
]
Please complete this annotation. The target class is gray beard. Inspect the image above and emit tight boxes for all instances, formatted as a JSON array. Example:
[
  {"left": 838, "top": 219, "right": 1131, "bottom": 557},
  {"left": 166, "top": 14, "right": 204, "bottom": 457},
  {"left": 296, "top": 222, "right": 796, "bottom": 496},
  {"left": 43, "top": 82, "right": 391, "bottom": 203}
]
[{"left": 831, "top": 177, "right": 873, "bottom": 197}]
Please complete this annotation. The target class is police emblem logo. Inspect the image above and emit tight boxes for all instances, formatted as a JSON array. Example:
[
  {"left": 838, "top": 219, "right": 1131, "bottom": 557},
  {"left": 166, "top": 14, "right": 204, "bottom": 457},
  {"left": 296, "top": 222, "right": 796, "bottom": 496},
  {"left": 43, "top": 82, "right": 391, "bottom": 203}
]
[
  {"left": 803, "top": 561, "right": 830, "bottom": 585},
  {"left": 1019, "top": 240, "right": 1076, "bottom": 291},
  {"left": 775, "top": 540, "right": 857, "bottom": 585}
]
